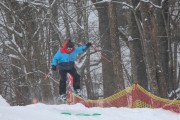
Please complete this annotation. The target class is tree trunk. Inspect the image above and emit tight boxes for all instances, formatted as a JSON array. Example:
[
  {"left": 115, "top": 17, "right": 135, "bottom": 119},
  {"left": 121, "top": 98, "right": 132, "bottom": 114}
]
[
  {"left": 108, "top": 2, "right": 124, "bottom": 90},
  {"left": 83, "top": 0, "right": 94, "bottom": 99},
  {"left": 128, "top": 0, "right": 148, "bottom": 89},
  {"left": 151, "top": 0, "right": 169, "bottom": 97},
  {"left": 93, "top": 1, "right": 116, "bottom": 97},
  {"left": 140, "top": 1, "right": 160, "bottom": 96},
  {"left": 62, "top": 0, "right": 71, "bottom": 39}
]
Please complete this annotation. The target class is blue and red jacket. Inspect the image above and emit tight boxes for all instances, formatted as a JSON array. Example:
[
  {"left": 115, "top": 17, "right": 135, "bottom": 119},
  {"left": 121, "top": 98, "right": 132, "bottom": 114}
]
[{"left": 52, "top": 41, "right": 88, "bottom": 70}]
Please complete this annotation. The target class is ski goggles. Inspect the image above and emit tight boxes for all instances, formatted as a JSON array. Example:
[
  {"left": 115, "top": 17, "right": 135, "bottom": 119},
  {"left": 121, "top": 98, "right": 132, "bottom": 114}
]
[{"left": 67, "top": 47, "right": 73, "bottom": 50}]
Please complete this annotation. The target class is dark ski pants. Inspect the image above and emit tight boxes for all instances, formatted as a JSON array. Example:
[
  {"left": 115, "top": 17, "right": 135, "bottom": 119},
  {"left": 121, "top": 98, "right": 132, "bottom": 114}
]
[{"left": 59, "top": 67, "right": 80, "bottom": 95}]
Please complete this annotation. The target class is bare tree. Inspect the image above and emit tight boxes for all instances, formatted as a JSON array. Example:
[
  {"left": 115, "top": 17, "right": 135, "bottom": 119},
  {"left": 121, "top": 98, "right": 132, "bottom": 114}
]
[
  {"left": 108, "top": 1, "right": 124, "bottom": 90},
  {"left": 91, "top": 0, "right": 116, "bottom": 97},
  {"left": 128, "top": 0, "right": 148, "bottom": 89}
]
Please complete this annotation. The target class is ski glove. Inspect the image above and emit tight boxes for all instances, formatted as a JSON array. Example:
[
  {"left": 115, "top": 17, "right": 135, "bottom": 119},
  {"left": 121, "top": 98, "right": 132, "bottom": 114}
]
[
  {"left": 51, "top": 65, "right": 56, "bottom": 71},
  {"left": 86, "top": 42, "right": 92, "bottom": 48}
]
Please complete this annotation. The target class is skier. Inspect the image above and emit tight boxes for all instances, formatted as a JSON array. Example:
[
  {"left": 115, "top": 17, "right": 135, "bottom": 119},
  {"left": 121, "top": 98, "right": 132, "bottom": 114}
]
[{"left": 51, "top": 39, "right": 91, "bottom": 101}]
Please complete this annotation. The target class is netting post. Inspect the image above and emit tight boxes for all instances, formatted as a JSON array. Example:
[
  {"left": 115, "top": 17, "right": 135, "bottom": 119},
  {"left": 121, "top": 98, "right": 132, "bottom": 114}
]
[{"left": 131, "top": 82, "right": 138, "bottom": 108}]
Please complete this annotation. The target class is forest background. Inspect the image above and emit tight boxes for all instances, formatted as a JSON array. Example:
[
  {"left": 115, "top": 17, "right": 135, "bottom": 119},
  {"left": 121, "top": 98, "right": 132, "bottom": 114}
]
[{"left": 0, "top": 0, "right": 180, "bottom": 105}]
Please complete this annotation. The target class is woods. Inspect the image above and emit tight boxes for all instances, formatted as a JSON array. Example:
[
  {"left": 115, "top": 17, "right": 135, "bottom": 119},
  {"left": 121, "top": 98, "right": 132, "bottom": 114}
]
[{"left": 0, "top": 0, "right": 180, "bottom": 105}]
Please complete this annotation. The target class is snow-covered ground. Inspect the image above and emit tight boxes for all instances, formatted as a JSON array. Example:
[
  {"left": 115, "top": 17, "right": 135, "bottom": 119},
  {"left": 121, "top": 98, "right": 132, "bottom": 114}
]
[{"left": 0, "top": 95, "right": 179, "bottom": 120}]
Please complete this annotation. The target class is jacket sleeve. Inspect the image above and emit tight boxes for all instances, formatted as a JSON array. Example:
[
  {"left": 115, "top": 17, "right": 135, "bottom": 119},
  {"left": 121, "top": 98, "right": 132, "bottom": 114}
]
[
  {"left": 51, "top": 50, "right": 60, "bottom": 66},
  {"left": 75, "top": 45, "right": 88, "bottom": 54}
]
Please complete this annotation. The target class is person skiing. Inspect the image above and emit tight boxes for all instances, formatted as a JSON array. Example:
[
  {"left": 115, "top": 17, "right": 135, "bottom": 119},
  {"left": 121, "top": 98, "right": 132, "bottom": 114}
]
[{"left": 51, "top": 39, "right": 91, "bottom": 101}]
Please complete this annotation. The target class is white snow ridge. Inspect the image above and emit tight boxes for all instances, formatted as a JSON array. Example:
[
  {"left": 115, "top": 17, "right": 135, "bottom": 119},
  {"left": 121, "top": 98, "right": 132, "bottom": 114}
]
[{"left": 0, "top": 96, "right": 179, "bottom": 120}]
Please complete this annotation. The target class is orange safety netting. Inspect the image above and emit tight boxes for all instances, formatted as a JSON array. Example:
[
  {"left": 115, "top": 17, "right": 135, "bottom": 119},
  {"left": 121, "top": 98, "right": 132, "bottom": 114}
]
[{"left": 69, "top": 84, "right": 180, "bottom": 113}]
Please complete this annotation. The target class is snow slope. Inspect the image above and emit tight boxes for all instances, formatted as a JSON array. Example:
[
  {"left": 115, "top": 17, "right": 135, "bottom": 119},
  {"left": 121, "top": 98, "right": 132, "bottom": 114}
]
[{"left": 0, "top": 96, "right": 179, "bottom": 120}]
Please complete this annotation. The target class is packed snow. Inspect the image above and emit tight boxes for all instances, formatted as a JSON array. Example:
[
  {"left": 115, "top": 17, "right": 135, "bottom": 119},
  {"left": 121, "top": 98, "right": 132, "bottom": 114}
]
[{"left": 0, "top": 95, "right": 179, "bottom": 120}]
